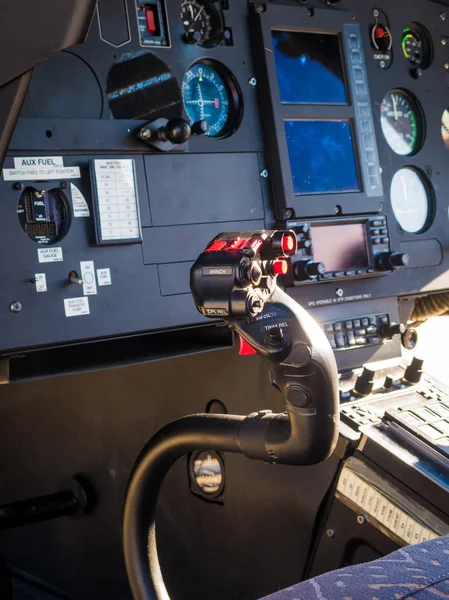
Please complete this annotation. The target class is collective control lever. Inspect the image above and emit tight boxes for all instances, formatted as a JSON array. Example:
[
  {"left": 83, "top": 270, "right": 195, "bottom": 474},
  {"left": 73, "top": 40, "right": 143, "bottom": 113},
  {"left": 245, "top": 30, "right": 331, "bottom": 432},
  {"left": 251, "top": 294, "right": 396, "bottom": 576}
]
[
  {"left": 190, "top": 229, "right": 339, "bottom": 465},
  {"left": 122, "top": 230, "right": 341, "bottom": 600}
]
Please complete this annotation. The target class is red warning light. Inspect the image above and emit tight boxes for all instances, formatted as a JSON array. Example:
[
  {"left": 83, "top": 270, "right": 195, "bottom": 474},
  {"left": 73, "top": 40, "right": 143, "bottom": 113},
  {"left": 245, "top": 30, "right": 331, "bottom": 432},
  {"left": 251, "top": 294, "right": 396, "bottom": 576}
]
[
  {"left": 273, "top": 260, "right": 289, "bottom": 276},
  {"left": 282, "top": 233, "right": 296, "bottom": 255},
  {"left": 215, "top": 98, "right": 220, "bottom": 109}
]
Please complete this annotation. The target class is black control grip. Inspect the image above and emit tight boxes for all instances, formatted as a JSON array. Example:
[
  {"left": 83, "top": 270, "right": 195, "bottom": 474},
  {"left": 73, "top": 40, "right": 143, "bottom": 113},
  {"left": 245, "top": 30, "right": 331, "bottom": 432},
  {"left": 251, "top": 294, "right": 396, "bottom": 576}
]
[{"left": 233, "top": 287, "right": 339, "bottom": 464}]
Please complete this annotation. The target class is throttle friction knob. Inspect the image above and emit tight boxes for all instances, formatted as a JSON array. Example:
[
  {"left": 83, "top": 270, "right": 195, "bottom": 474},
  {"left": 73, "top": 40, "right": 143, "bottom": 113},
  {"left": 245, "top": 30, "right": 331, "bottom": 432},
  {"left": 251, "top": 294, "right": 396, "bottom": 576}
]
[
  {"left": 403, "top": 357, "right": 424, "bottom": 384},
  {"left": 354, "top": 366, "right": 376, "bottom": 397}
]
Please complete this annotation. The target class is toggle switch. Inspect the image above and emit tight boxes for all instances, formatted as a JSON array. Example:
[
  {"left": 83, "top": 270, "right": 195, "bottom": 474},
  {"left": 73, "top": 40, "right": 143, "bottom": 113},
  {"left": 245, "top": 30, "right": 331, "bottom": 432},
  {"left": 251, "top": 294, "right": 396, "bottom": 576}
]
[{"left": 68, "top": 271, "right": 84, "bottom": 286}]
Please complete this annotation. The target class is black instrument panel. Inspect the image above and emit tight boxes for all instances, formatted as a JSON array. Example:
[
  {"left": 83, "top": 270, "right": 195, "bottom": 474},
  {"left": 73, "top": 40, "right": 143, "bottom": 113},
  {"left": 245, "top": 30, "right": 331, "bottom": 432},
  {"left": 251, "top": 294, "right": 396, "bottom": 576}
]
[{"left": 1, "top": 0, "right": 449, "bottom": 362}]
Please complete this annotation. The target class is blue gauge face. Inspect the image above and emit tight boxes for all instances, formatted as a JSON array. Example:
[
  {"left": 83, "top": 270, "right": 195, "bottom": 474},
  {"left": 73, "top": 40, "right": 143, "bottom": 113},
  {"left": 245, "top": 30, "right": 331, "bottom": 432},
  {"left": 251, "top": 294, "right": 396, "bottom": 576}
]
[{"left": 182, "top": 63, "right": 231, "bottom": 137}]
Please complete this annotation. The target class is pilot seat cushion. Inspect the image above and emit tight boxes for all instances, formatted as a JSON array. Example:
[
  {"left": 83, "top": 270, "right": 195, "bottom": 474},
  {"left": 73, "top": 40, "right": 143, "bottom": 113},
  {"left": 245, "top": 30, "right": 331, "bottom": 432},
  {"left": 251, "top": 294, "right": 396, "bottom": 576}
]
[{"left": 261, "top": 535, "right": 449, "bottom": 600}]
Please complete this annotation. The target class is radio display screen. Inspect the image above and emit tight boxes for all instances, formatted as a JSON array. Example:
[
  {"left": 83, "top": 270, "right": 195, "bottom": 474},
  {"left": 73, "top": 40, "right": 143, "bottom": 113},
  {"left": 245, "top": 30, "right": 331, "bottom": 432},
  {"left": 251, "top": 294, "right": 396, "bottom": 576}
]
[
  {"left": 271, "top": 30, "right": 348, "bottom": 105},
  {"left": 284, "top": 119, "right": 360, "bottom": 195},
  {"left": 311, "top": 223, "right": 369, "bottom": 272}
]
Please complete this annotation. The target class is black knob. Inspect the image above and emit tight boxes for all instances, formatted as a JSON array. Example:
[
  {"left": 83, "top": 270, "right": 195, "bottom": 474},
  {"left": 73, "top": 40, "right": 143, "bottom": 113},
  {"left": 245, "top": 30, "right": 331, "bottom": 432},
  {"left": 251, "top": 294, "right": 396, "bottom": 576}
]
[
  {"left": 294, "top": 261, "right": 326, "bottom": 281},
  {"left": 383, "top": 375, "right": 394, "bottom": 390},
  {"left": 266, "top": 326, "right": 285, "bottom": 347},
  {"left": 354, "top": 366, "right": 376, "bottom": 397},
  {"left": 403, "top": 357, "right": 424, "bottom": 385},
  {"left": 380, "top": 322, "right": 406, "bottom": 339},
  {"left": 391, "top": 252, "right": 409, "bottom": 268},
  {"left": 158, "top": 118, "right": 191, "bottom": 145},
  {"left": 306, "top": 261, "right": 326, "bottom": 278},
  {"left": 294, "top": 224, "right": 310, "bottom": 235},
  {"left": 377, "top": 252, "right": 410, "bottom": 271},
  {"left": 191, "top": 120, "right": 210, "bottom": 136},
  {"left": 184, "top": 30, "right": 202, "bottom": 44},
  {"left": 297, "top": 240, "right": 312, "bottom": 251}
]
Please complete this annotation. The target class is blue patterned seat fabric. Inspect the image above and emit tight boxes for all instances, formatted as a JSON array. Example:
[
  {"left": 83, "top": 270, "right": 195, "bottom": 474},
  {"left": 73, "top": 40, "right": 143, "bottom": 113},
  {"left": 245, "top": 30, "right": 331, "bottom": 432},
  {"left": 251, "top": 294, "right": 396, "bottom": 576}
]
[{"left": 261, "top": 536, "right": 449, "bottom": 600}]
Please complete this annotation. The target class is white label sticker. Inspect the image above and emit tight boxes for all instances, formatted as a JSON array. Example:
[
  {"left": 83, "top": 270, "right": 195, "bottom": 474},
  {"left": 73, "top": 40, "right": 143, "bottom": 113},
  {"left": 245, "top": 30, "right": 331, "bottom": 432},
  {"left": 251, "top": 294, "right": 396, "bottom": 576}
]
[
  {"left": 64, "top": 297, "right": 90, "bottom": 317},
  {"left": 80, "top": 261, "right": 97, "bottom": 296},
  {"left": 38, "top": 247, "right": 63, "bottom": 263},
  {"left": 97, "top": 268, "right": 112, "bottom": 286},
  {"left": 93, "top": 159, "right": 141, "bottom": 242},
  {"left": 14, "top": 156, "right": 64, "bottom": 169},
  {"left": 3, "top": 166, "right": 81, "bottom": 181},
  {"left": 35, "top": 273, "right": 47, "bottom": 293},
  {"left": 70, "top": 184, "right": 90, "bottom": 217}
]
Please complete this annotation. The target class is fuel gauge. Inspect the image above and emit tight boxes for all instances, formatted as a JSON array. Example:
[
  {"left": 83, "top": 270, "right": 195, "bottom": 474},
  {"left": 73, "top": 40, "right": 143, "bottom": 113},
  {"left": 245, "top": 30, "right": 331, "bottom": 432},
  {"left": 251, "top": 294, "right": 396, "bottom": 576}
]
[{"left": 18, "top": 187, "right": 71, "bottom": 244}]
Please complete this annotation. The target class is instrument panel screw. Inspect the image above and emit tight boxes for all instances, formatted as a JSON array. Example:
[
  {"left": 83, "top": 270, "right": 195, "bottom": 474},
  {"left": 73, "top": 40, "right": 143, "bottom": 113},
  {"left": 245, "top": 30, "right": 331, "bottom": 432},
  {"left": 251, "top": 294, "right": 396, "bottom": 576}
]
[
  {"left": 380, "top": 60, "right": 386, "bottom": 69},
  {"left": 260, "top": 169, "right": 269, "bottom": 179},
  {"left": 442, "top": 38, "right": 447, "bottom": 46},
  {"left": 255, "top": 4, "right": 265, "bottom": 13},
  {"left": 357, "top": 514, "right": 367, "bottom": 525},
  {"left": 249, "top": 77, "right": 257, "bottom": 87},
  {"left": 335, "top": 288, "right": 344, "bottom": 298},
  {"left": 326, "top": 528, "right": 335, "bottom": 538},
  {"left": 373, "top": 9, "right": 380, "bottom": 18},
  {"left": 60, "top": 181, "right": 68, "bottom": 189},
  {"left": 13, "top": 182, "right": 23, "bottom": 191},
  {"left": 441, "top": 12, "right": 447, "bottom": 21},
  {"left": 141, "top": 128, "right": 152, "bottom": 139},
  {"left": 10, "top": 301, "right": 22, "bottom": 313},
  {"left": 284, "top": 208, "right": 293, "bottom": 219},
  {"left": 445, "top": 63, "right": 449, "bottom": 71}
]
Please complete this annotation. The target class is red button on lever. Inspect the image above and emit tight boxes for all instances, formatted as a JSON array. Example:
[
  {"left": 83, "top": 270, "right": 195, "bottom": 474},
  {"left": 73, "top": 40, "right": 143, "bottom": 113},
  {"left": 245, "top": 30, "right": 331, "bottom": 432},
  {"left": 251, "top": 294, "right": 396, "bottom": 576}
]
[
  {"left": 239, "top": 335, "right": 257, "bottom": 356},
  {"left": 273, "top": 260, "right": 289, "bottom": 275}
]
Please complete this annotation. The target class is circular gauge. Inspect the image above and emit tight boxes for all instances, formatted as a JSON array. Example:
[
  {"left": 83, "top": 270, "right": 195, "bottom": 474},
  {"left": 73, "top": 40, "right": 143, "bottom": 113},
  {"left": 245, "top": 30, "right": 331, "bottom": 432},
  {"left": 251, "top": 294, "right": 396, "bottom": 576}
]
[
  {"left": 18, "top": 187, "right": 71, "bottom": 244},
  {"left": 390, "top": 167, "right": 433, "bottom": 234},
  {"left": 182, "top": 61, "right": 243, "bottom": 138},
  {"left": 380, "top": 90, "right": 424, "bottom": 156},
  {"left": 181, "top": 0, "right": 224, "bottom": 48},
  {"left": 402, "top": 23, "right": 433, "bottom": 70}
]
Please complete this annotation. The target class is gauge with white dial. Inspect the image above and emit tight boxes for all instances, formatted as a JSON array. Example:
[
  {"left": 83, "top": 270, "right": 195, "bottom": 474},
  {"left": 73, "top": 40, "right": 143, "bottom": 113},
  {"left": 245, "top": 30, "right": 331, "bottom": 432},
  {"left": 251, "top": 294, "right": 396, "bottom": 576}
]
[
  {"left": 380, "top": 90, "right": 424, "bottom": 156},
  {"left": 390, "top": 167, "right": 433, "bottom": 233}
]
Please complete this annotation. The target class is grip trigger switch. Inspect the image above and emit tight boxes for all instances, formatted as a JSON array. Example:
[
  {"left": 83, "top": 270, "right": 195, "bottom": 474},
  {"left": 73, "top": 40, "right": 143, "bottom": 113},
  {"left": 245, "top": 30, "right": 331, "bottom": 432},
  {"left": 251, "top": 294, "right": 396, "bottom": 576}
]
[{"left": 239, "top": 336, "right": 257, "bottom": 356}]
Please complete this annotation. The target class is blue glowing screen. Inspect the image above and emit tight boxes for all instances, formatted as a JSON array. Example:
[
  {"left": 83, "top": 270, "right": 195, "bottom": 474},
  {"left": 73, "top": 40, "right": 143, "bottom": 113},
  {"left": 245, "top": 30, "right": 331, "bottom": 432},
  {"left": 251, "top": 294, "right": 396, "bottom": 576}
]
[
  {"left": 285, "top": 120, "right": 360, "bottom": 195},
  {"left": 272, "top": 31, "right": 348, "bottom": 105}
]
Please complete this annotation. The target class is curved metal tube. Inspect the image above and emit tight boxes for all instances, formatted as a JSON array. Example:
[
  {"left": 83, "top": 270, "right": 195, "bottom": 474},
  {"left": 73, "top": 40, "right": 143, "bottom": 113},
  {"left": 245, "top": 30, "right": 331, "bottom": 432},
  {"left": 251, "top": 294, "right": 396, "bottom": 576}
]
[{"left": 123, "top": 414, "right": 244, "bottom": 600}]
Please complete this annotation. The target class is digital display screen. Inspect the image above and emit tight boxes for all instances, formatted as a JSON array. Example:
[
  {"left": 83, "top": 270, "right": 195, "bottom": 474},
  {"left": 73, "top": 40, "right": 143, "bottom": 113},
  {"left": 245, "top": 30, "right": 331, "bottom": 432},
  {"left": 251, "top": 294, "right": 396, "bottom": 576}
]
[
  {"left": 285, "top": 120, "right": 360, "bottom": 195},
  {"left": 26, "top": 222, "right": 57, "bottom": 237},
  {"left": 272, "top": 30, "right": 348, "bottom": 104},
  {"left": 311, "top": 223, "right": 369, "bottom": 272}
]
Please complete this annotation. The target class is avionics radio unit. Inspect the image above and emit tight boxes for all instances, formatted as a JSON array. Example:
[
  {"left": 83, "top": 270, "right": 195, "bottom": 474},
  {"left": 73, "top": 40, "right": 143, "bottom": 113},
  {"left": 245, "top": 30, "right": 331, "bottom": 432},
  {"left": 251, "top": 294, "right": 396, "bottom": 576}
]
[{"left": 286, "top": 216, "right": 409, "bottom": 284}]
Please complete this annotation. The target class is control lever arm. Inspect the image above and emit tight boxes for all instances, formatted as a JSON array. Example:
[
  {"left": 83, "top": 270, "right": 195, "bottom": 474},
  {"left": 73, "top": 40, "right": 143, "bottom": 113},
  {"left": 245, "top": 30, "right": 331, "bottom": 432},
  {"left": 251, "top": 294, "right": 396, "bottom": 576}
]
[
  {"left": 123, "top": 230, "right": 339, "bottom": 600},
  {"left": 232, "top": 286, "right": 339, "bottom": 465}
]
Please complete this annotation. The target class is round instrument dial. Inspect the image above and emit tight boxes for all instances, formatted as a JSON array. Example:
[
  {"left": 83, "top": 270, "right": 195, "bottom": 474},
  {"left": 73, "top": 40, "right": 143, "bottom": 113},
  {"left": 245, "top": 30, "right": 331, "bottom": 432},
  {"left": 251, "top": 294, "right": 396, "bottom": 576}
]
[
  {"left": 181, "top": 0, "right": 223, "bottom": 48},
  {"left": 390, "top": 168, "right": 433, "bottom": 234},
  {"left": 182, "top": 61, "right": 242, "bottom": 138},
  {"left": 402, "top": 23, "right": 433, "bottom": 70},
  {"left": 18, "top": 187, "right": 71, "bottom": 244},
  {"left": 380, "top": 90, "right": 424, "bottom": 156}
]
